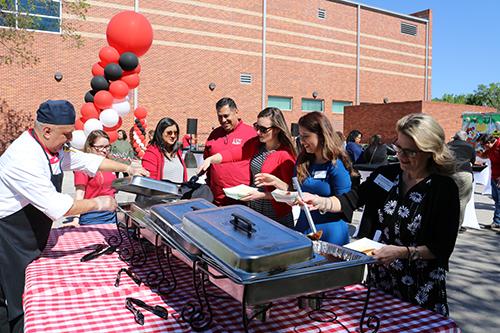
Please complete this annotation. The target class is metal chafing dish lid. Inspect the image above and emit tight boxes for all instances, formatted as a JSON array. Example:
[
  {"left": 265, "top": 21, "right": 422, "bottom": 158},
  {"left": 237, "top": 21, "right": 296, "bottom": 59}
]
[
  {"left": 182, "top": 205, "right": 313, "bottom": 273},
  {"left": 150, "top": 199, "right": 216, "bottom": 226},
  {"left": 112, "top": 176, "right": 181, "bottom": 198}
]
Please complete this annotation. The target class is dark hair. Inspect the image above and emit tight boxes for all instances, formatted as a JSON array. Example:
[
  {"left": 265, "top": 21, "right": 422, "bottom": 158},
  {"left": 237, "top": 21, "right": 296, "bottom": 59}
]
[
  {"left": 216, "top": 97, "right": 237, "bottom": 112},
  {"left": 150, "top": 117, "right": 181, "bottom": 157},
  {"left": 257, "top": 107, "right": 296, "bottom": 157},
  {"left": 368, "top": 134, "right": 382, "bottom": 146},
  {"left": 347, "top": 130, "right": 362, "bottom": 143},
  {"left": 296, "top": 112, "right": 356, "bottom": 182},
  {"left": 83, "top": 130, "right": 110, "bottom": 153},
  {"left": 117, "top": 129, "right": 127, "bottom": 140},
  {"left": 480, "top": 134, "right": 496, "bottom": 145}
]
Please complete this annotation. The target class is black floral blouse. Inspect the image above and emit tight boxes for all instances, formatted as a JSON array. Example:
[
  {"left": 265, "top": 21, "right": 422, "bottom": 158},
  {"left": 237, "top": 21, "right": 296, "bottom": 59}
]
[{"left": 369, "top": 175, "right": 449, "bottom": 316}]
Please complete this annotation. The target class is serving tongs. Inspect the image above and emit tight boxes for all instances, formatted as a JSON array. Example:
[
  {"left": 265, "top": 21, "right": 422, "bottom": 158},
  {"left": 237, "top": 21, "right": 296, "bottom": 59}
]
[{"left": 292, "top": 177, "right": 323, "bottom": 241}]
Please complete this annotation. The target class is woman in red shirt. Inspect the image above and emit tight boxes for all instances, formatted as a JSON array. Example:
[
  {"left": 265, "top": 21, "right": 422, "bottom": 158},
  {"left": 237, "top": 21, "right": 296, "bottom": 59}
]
[
  {"left": 142, "top": 117, "right": 187, "bottom": 183},
  {"left": 73, "top": 130, "right": 117, "bottom": 225},
  {"left": 200, "top": 107, "right": 296, "bottom": 227}
]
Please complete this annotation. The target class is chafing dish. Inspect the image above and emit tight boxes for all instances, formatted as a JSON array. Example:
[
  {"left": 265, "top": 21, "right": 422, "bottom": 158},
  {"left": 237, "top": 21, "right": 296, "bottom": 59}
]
[
  {"left": 182, "top": 205, "right": 313, "bottom": 273},
  {"left": 113, "top": 176, "right": 180, "bottom": 198}
]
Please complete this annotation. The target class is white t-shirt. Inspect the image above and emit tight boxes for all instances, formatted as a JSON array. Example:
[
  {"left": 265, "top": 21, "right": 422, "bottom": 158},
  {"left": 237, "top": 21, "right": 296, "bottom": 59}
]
[{"left": 0, "top": 131, "right": 104, "bottom": 220}]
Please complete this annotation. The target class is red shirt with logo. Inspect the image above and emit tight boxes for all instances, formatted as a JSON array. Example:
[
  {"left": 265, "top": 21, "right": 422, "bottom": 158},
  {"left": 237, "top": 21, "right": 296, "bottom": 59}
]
[
  {"left": 74, "top": 171, "right": 117, "bottom": 199},
  {"left": 204, "top": 121, "right": 256, "bottom": 205},
  {"left": 487, "top": 138, "right": 500, "bottom": 180}
]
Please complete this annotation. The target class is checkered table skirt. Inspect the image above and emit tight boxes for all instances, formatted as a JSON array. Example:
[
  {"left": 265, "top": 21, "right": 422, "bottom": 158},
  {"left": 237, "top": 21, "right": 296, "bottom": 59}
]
[{"left": 24, "top": 225, "right": 461, "bottom": 333}]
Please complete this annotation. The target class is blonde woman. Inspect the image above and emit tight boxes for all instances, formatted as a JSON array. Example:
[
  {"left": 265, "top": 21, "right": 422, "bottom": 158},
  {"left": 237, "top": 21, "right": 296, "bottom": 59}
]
[
  {"left": 72, "top": 130, "right": 117, "bottom": 225},
  {"left": 300, "top": 113, "right": 459, "bottom": 316}
]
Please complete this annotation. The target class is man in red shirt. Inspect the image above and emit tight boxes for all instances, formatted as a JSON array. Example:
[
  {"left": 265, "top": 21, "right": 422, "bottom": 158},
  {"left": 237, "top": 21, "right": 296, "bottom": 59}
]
[
  {"left": 479, "top": 134, "right": 500, "bottom": 231},
  {"left": 203, "top": 98, "right": 256, "bottom": 206}
]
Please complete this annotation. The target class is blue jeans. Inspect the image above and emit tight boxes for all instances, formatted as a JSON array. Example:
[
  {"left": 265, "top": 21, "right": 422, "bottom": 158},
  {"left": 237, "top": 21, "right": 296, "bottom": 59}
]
[
  {"left": 490, "top": 179, "right": 500, "bottom": 225},
  {"left": 79, "top": 210, "right": 116, "bottom": 225}
]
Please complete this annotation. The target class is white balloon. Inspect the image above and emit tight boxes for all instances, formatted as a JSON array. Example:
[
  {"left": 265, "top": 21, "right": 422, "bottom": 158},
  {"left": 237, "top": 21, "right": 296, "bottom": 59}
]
[
  {"left": 100, "top": 108, "right": 119, "bottom": 127},
  {"left": 113, "top": 100, "right": 131, "bottom": 117},
  {"left": 84, "top": 118, "right": 103, "bottom": 136},
  {"left": 70, "top": 130, "right": 87, "bottom": 150}
]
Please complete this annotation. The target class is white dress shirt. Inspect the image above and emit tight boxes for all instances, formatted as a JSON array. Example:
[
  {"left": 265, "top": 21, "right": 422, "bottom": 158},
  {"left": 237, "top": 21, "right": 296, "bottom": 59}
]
[{"left": 0, "top": 131, "right": 104, "bottom": 220}]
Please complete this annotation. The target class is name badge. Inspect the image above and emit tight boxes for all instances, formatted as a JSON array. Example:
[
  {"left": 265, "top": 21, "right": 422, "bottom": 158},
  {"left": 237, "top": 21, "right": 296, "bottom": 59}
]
[
  {"left": 373, "top": 174, "right": 394, "bottom": 192},
  {"left": 313, "top": 170, "right": 327, "bottom": 179}
]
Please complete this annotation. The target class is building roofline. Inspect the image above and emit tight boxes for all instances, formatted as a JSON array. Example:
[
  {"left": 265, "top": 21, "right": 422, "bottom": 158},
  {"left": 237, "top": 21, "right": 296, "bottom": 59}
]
[{"left": 327, "top": 0, "right": 429, "bottom": 24}]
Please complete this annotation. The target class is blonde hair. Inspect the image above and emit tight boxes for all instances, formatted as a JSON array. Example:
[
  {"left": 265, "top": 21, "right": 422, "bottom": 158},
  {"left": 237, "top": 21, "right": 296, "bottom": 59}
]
[{"left": 396, "top": 113, "right": 456, "bottom": 175}]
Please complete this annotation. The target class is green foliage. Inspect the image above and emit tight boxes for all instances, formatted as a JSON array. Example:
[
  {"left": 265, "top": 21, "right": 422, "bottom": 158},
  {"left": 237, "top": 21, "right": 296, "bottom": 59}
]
[
  {"left": 433, "top": 82, "right": 500, "bottom": 111},
  {"left": 0, "top": 0, "right": 89, "bottom": 67}
]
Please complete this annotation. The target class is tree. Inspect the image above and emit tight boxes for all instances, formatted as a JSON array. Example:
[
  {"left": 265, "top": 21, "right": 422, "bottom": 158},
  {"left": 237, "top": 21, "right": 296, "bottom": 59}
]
[
  {"left": 472, "top": 83, "right": 500, "bottom": 110},
  {"left": 0, "top": 0, "right": 89, "bottom": 67},
  {"left": 433, "top": 82, "right": 500, "bottom": 111}
]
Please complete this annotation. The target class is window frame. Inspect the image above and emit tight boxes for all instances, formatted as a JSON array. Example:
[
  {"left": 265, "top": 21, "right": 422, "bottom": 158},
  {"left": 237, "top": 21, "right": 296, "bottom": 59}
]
[
  {"left": 0, "top": 0, "right": 62, "bottom": 34},
  {"left": 332, "top": 100, "right": 353, "bottom": 114},
  {"left": 267, "top": 95, "right": 293, "bottom": 111},
  {"left": 301, "top": 98, "right": 324, "bottom": 112}
]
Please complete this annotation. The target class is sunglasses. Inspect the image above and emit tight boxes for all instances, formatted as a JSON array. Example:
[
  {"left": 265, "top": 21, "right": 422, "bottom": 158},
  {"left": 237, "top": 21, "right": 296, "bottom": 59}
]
[{"left": 253, "top": 122, "right": 274, "bottom": 133}]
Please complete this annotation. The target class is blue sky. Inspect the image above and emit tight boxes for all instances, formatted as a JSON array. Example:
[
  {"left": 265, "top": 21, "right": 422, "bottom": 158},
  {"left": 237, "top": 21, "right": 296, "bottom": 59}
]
[{"left": 358, "top": 0, "right": 500, "bottom": 98}]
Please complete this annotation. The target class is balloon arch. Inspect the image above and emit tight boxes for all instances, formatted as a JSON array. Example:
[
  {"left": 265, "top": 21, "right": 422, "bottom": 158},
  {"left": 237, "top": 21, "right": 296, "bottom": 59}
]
[{"left": 70, "top": 11, "right": 153, "bottom": 159}]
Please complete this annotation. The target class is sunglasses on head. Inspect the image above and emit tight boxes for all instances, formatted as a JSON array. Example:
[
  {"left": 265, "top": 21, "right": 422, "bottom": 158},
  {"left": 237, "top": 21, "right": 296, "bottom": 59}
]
[{"left": 253, "top": 122, "right": 274, "bottom": 133}]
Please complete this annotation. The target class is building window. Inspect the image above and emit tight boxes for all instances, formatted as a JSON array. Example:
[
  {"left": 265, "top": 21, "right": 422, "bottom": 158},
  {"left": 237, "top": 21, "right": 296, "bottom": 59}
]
[
  {"left": 0, "top": 0, "right": 61, "bottom": 33},
  {"left": 268, "top": 96, "right": 292, "bottom": 111},
  {"left": 302, "top": 98, "right": 324, "bottom": 112},
  {"left": 401, "top": 22, "right": 417, "bottom": 36},
  {"left": 332, "top": 101, "right": 352, "bottom": 114}
]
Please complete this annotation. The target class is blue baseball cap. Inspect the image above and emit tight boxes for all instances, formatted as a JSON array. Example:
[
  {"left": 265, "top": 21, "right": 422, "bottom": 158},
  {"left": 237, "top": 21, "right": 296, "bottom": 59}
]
[{"left": 36, "top": 100, "right": 76, "bottom": 125}]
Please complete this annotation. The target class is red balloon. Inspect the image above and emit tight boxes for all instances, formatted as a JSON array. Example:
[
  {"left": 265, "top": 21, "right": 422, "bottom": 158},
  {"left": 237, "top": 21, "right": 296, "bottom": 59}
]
[
  {"left": 75, "top": 118, "right": 84, "bottom": 130},
  {"left": 138, "top": 151, "right": 145, "bottom": 158},
  {"left": 133, "top": 142, "right": 138, "bottom": 148},
  {"left": 106, "top": 11, "right": 153, "bottom": 57},
  {"left": 93, "top": 90, "right": 114, "bottom": 110},
  {"left": 103, "top": 117, "right": 123, "bottom": 132},
  {"left": 80, "top": 102, "right": 99, "bottom": 120},
  {"left": 139, "top": 134, "right": 145, "bottom": 141},
  {"left": 121, "top": 73, "right": 140, "bottom": 89},
  {"left": 91, "top": 62, "right": 105, "bottom": 76},
  {"left": 99, "top": 46, "right": 120, "bottom": 65},
  {"left": 106, "top": 130, "right": 118, "bottom": 143},
  {"left": 134, "top": 107, "right": 147, "bottom": 119},
  {"left": 109, "top": 80, "right": 129, "bottom": 99}
]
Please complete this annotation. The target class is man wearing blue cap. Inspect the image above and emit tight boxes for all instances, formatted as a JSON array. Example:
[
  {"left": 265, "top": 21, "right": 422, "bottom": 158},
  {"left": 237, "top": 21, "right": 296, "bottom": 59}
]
[{"left": 0, "top": 100, "right": 149, "bottom": 332}]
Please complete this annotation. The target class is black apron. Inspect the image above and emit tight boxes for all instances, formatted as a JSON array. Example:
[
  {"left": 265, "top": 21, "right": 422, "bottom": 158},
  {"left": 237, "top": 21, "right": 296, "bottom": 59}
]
[{"left": 0, "top": 133, "right": 63, "bottom": 321}]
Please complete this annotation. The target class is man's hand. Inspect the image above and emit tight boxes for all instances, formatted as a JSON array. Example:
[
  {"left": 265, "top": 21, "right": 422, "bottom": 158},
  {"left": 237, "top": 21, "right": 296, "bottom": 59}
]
[
  {"left": 126, "top": 164, "right": 149, "bottom": 177},
  {"left": 93, "top": 196, "right": 118, "bottom": 212}
]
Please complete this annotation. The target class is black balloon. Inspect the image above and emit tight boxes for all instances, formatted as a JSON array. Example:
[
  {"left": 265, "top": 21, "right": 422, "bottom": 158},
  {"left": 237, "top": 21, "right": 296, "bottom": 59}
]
[
  {"left": 90, "top": 76, "right": 109, "bottom": 91},
  {"left": 84, "top": 90, "right": 96, "bottom": 103},
  {"left": 104, "top": 63, "right": 123, "bottom": 81},
  {"left": 119, "top": 52, "right": 139, "bottom": 71}
]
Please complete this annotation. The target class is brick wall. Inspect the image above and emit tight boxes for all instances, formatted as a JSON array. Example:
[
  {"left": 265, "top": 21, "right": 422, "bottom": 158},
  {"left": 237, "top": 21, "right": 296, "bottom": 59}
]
[
  {"left": 343, "top": 101, "right": 496, "bottom": 144},
  {"left": 0, "top": 0, "right": 432, "bottom": 148}
]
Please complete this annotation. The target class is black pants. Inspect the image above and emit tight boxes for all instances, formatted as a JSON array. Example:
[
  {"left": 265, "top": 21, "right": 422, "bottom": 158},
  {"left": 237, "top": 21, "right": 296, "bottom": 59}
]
[{"left": 0, "top": 287, "right": 23, "bottom": 333}]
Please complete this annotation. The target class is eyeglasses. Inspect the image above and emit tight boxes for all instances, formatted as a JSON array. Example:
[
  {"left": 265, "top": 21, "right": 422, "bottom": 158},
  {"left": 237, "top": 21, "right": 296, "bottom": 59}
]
[
  {"left": 164, "top": 130, "right": 178, "bottom": 136},
  {"left": 393, "top": 143, "right": 421, "bottom": 158},
  {"left": 253, "top": 123, "right": 274, "bottom": 133},
  {"left": 91, "top": 144, "right": 111, "bottom": 151}
]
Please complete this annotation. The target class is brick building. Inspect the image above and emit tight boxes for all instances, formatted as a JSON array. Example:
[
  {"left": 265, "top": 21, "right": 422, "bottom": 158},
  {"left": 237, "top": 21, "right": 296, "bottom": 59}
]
[
  {"left": 1, "top": 0, "right": 432, "bottom": 147},
  {"left": 343, "top": 101, "right": 497, "bottom": 144}
]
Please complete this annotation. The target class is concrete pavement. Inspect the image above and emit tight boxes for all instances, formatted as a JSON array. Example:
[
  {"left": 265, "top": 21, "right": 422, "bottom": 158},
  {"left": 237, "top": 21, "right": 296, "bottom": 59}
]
[{"left": 57, "top": 171, "right": 499, "bottom": 332}]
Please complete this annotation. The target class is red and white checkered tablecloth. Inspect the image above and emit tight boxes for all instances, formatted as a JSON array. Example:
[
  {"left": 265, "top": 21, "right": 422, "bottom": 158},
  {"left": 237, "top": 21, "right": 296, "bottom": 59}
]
[{"left": 24, "top": 225, "right": 461, "bottom": 333}]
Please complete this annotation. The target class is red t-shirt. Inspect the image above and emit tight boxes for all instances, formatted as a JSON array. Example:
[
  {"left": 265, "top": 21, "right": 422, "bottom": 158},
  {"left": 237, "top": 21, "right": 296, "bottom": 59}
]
[
  {"left": 74, "top": 171, "right": 117, "bottom": 199},
  {"left": 487, "top": 138, "right": 500, "bottom": 180},
  {"left": 204, "top": 121, "right": 256, "bottom": 206}
]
